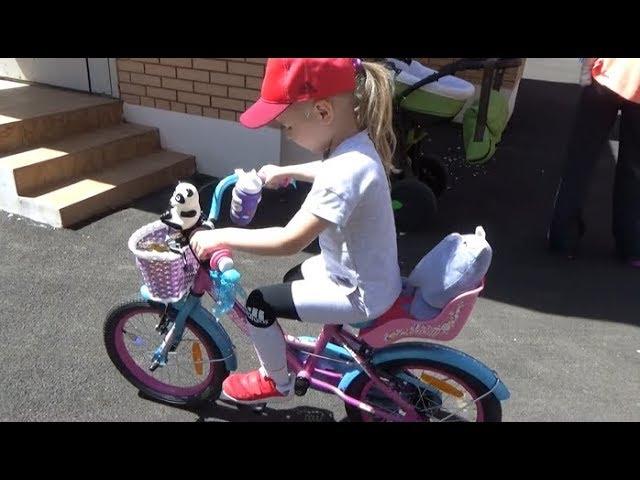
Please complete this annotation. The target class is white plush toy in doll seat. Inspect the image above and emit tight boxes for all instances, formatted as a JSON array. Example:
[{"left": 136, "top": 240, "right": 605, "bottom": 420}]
[{"left": 407, "top": 226, "right": 492, "bottom": 320}]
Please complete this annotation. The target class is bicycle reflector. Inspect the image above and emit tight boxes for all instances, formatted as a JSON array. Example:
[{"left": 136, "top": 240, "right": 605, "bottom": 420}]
[
  {"left": 192, "top": 342, "right": 204, "bottom": 376},
  {"left": 420, "top": 372, "right": 464, "bottom": 398}
]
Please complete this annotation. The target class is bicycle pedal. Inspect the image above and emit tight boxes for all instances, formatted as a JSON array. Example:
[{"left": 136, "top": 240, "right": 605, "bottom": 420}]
[{"left": 294, "top": 376, "right": 310, "bottom": 396}]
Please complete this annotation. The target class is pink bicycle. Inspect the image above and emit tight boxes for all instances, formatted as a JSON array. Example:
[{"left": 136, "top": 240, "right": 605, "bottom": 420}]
[{"left": 104, "top": 174, "right": 509, "bottom": 422}]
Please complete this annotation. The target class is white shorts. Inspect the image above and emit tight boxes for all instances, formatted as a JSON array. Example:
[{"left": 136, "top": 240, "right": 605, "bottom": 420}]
[{"left": 291, "top": 255, "right": 368, "bottom": 324}]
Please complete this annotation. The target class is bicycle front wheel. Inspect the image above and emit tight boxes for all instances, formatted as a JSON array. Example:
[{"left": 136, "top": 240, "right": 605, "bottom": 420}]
[{"left": 104, "top": 300, "right": 229, "bottom": 406}]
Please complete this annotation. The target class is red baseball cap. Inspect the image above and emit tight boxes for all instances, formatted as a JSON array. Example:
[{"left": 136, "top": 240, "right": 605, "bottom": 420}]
[{"left": 240, "top": 58, "right": 358, "bottom": 129}]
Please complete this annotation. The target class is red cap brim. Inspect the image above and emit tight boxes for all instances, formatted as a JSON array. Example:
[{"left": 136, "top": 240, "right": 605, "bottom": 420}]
[{"left": 239, "top": 98, "right": 291, "bottom": 129}]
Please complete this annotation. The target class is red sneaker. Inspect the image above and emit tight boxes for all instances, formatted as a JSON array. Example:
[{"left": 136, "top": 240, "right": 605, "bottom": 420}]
[{"left": 222, "top": 369, "right": 294, "bottom": 404}]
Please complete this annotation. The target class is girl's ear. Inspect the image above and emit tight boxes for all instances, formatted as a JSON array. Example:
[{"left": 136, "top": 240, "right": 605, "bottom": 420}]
[{"left": 314, "top": 99, "right": 333, "bottom": 124}]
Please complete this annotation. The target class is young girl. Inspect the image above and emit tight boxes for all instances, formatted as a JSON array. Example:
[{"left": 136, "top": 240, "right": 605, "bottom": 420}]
[{"left": 190, "top": 58, "right": 403, "bottom": 403}]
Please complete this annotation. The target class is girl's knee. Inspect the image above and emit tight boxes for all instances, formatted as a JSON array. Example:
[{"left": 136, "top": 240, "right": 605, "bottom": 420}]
[{"left": 246, "top": 289, "right": 276, "bottom": 328}]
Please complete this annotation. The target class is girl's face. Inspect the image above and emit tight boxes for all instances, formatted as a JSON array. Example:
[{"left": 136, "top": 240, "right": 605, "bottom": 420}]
[{"left": 276, "top": 100, "right": 334, "bottom": 155}]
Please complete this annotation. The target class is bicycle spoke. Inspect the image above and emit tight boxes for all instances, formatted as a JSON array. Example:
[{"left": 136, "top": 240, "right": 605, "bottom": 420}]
[
  {"left": 172, "top": 352, "right": 190, "bottom": 385},
  {"left": 107, "top": 303, "right": 225, "bottom": 406},
  {"left": 358, "top": 364, "right": 485, "bottom": 422}
]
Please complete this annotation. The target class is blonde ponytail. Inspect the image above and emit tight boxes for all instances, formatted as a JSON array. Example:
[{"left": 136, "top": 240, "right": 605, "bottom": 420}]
[{"left": 353, "top": 61, "right": 397, "bottom": 175}]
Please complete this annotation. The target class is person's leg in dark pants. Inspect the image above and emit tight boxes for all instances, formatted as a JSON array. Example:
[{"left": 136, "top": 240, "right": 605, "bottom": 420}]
[
  {"left": 549, "top": 81, "right": 621, "bottom": 255},
  {"left": 612, "top": 99, "right": 640, "bottom": 262}
]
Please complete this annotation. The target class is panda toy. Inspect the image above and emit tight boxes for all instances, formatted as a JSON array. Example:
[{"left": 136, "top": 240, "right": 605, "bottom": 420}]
[{"left": 160, "top": 182, "right": 211, "bottom": 248}]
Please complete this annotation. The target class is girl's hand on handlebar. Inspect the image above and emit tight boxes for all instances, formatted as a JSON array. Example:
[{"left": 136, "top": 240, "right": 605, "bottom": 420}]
[
  {"left": 258, "top": 164, "right": 291, "bottom": 189},
  {"left": 190, "top": 229, "right": 228, "bottom": 260}
]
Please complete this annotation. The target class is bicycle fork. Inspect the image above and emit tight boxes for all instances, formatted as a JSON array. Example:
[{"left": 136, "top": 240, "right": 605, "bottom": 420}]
[{"left": 149, "top": 295, "right": 200, "bottom": 371}]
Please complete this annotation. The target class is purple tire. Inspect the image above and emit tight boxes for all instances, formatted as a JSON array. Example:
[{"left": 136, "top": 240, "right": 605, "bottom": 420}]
[
  {"left": 344, "top": 359, "right": 502, "bottom": 422},
  {"left": 104, "top": 300, "right": 228, "bottom": 406}
]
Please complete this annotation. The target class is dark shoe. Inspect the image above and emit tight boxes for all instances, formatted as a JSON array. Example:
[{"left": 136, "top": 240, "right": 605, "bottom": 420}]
[
  {"left": 612, "top": 247, "right": 640, "bottom": 268},
  {"left": 548, "top": 217, "right": 586, "bottom": 259}
]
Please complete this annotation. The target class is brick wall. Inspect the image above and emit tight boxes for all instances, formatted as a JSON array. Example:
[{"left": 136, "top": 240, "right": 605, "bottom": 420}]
[
  {"left": 116, "top": 58, "right": 524, "bottom": 124},
  {"left": 115, "top": 58, "right": 266, "bottom": 121}
]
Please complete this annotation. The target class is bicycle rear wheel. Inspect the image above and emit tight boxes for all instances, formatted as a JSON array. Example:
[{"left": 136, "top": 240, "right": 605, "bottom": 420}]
[
  {"left": 391, "top": 178, "right": 438, "bottom": 233},
  {"left": 344, "top": 358, "right": 502, "bottom": 422}
]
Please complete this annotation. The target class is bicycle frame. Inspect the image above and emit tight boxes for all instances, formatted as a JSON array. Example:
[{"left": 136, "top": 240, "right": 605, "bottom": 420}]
[
  {"left": 137, "top": 172, "right": 509, "bottom": 421},
  {"left": 141, "top": 265, "right": 425, "bottom": 421}
]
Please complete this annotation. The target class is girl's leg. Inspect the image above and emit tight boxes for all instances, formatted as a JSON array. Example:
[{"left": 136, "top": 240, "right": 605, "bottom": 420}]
[
  {"left": 244, "top": 283, "right": 299, "bottom": 390},
  {"left": 232, "top": 262, "right": 304, "bottom": 390},
  {"left": 224, "top": 279, "right": 368, "bottom": 403}
]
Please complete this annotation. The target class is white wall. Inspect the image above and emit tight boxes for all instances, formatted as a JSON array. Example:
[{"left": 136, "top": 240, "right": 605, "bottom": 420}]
[
  {"left": 0, "top": 58, "right": 116, "bottom": 95},
  {"left": 109, "top": 58, "right": 119, "bottom": 98},
  {"left": 123, "top": 104, "right": 282, "bottom": 177},
  {"left": 87, "top": 58, "right": 113, "bottom": 96},
  {"left": 0, "top": 58, "right": 90, "bottom": 91}
]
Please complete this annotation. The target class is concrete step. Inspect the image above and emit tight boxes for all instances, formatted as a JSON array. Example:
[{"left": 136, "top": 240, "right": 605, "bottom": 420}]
[
  {"left": 1, "top": 123, "right": 160, "bottom": 196},
  {"left": 16, "top": 150, "right": 196, "bottom": 227},
  {"left": 0, "top": 80, "right": 122, "bottom": 154}
]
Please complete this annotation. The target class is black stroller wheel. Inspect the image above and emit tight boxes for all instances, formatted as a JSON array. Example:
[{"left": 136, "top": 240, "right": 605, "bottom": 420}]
[
  {"left": 411, "top": 152, "right": 448, "bottom": 198},
  {"left": 391, "top": 178, "right": 437, "bottom": 233}
]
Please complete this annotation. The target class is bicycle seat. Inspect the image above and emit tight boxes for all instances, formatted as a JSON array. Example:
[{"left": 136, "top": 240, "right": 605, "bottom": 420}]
[{"left": 354, "top": 281, "right": 484, "bottom": 348}]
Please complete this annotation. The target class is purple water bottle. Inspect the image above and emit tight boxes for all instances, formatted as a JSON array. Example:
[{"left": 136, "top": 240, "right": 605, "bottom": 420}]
[{"left": 230, "top": 169, "right": 263, "bottom": 226}]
